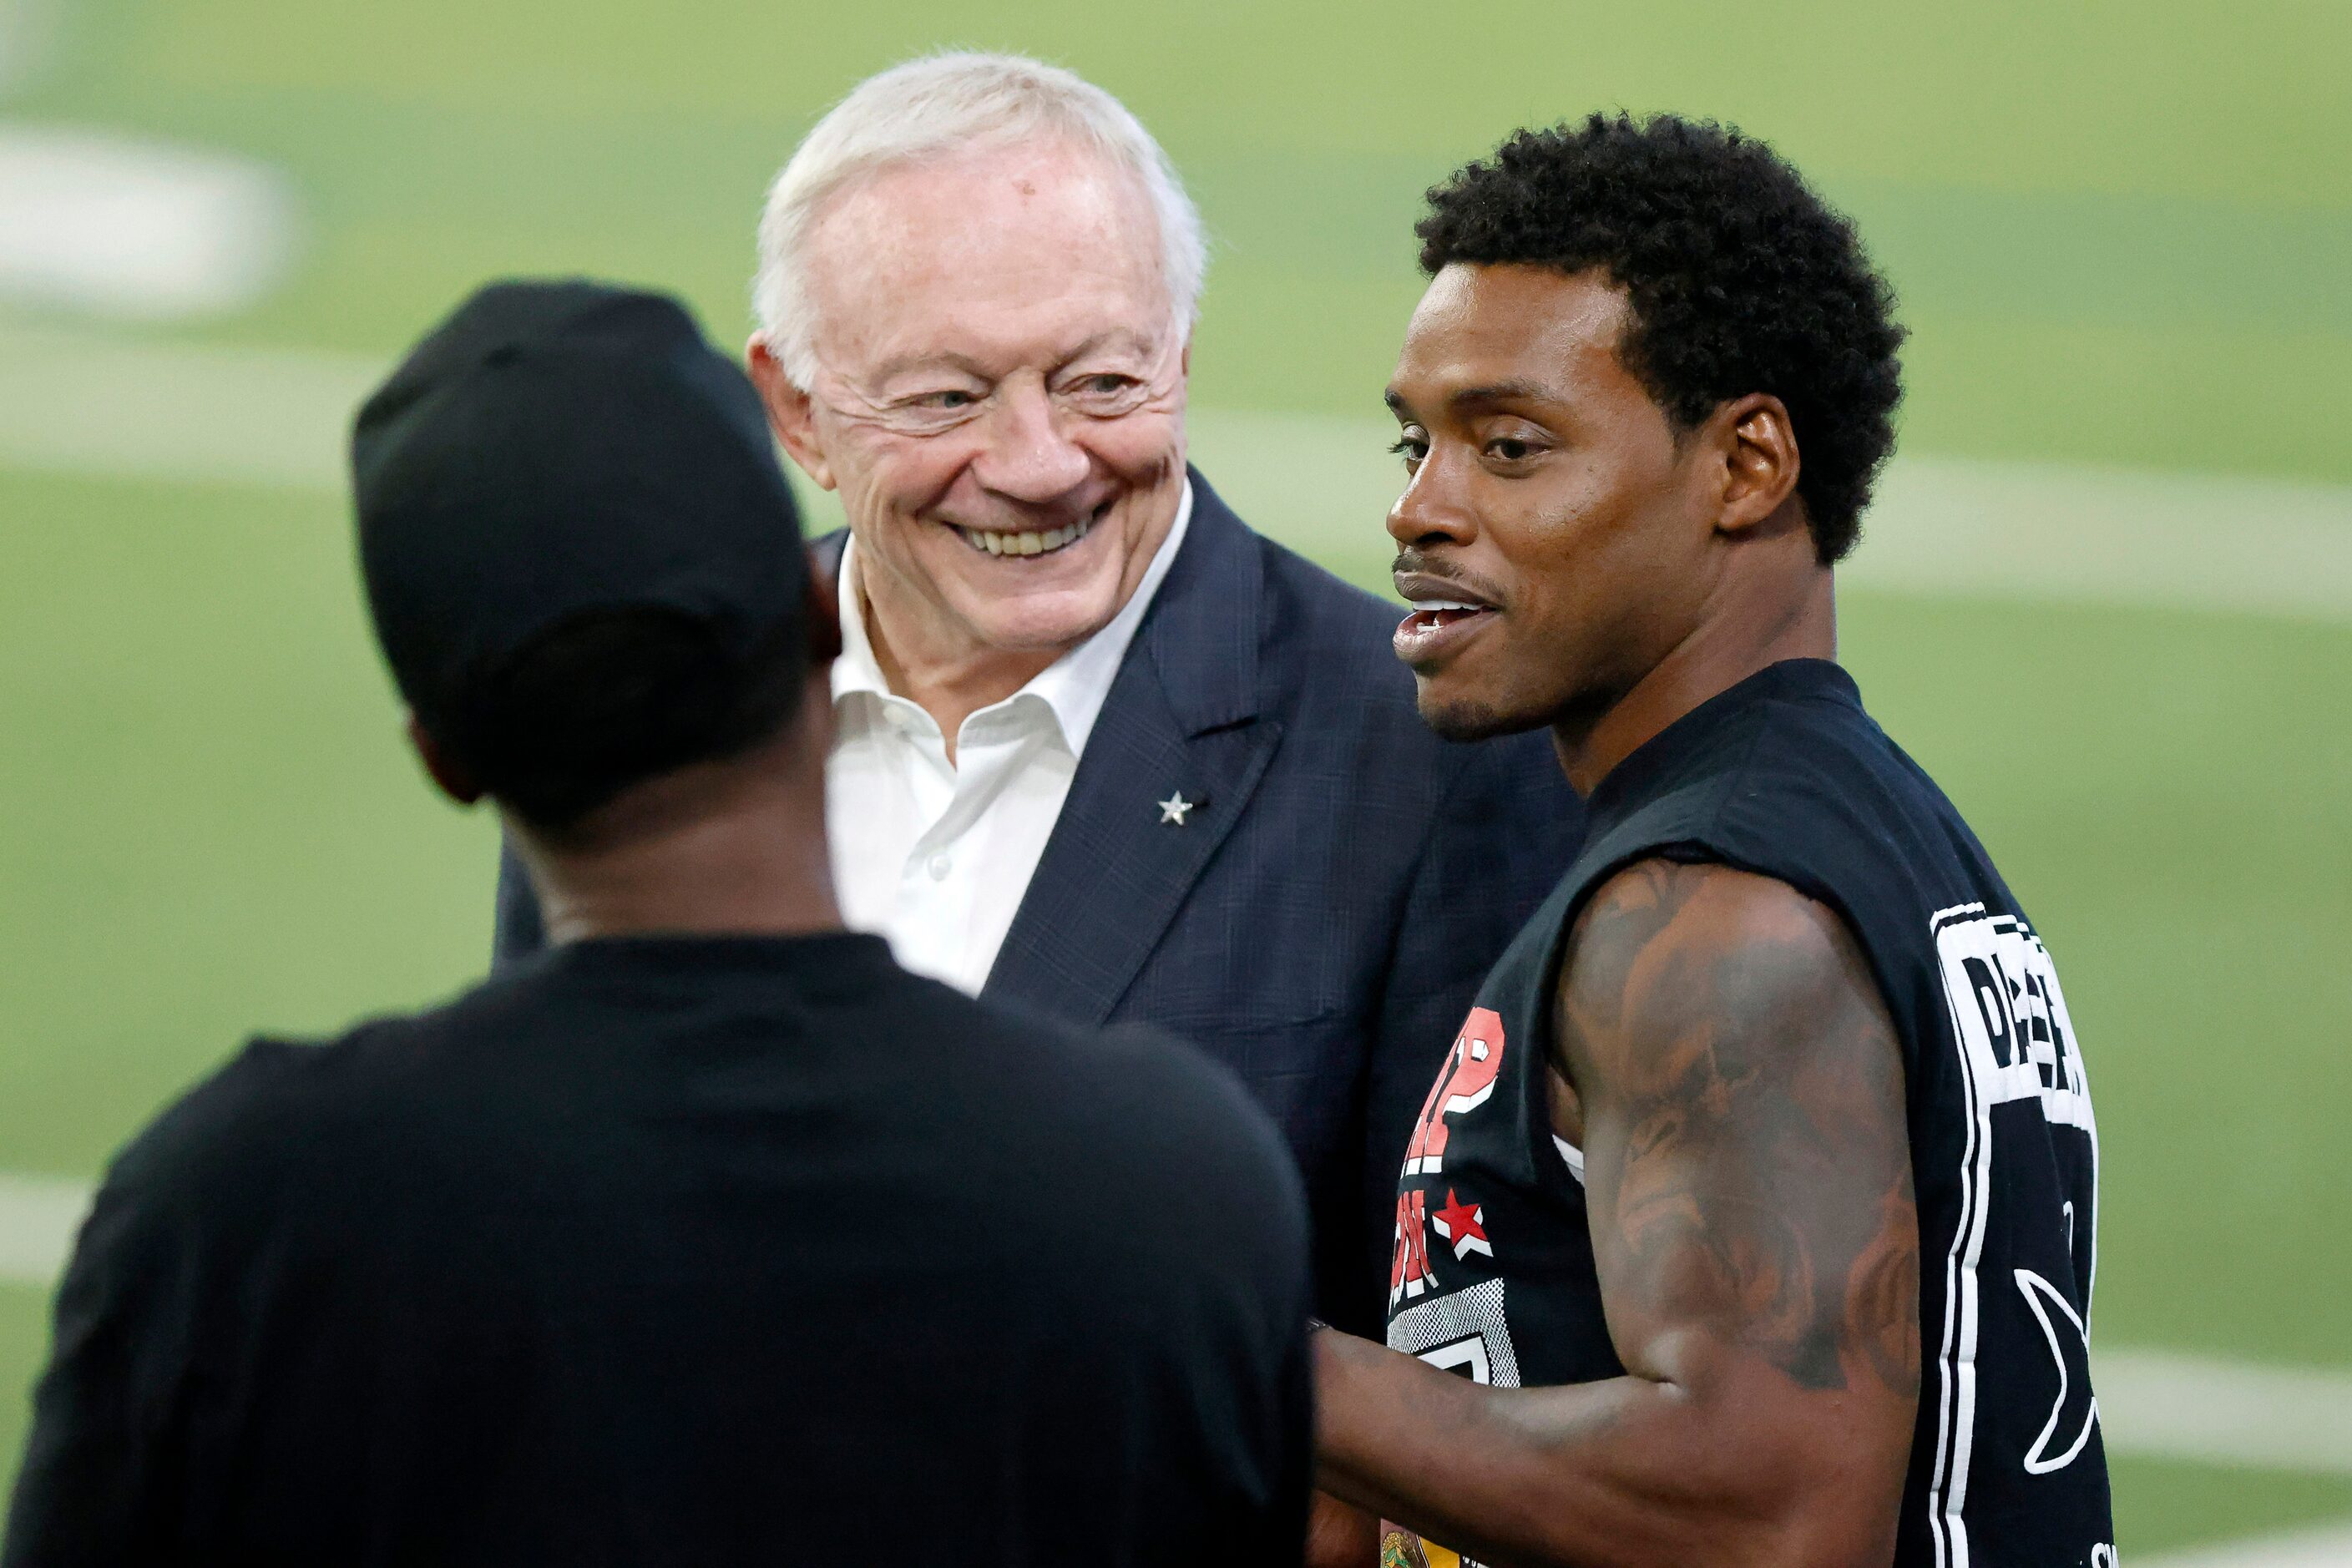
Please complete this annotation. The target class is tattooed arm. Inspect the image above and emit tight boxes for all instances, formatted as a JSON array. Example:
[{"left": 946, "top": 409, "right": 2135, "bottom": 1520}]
[{"left": 1315, "top": 859, "right": 1920, "bottom": 1568}]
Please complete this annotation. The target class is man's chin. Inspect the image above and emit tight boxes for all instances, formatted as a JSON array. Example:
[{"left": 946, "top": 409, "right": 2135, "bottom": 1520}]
[
  {"left": 958, "top": 587, "right": 1125, "bottom": 656},
  {"left": 1412, "top": 680, "right": 1546, "bottom": 743}
]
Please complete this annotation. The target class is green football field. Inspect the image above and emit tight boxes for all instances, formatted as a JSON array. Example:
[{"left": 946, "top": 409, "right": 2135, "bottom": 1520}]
[{"left": 3, "top": 0, "right": 2348, "bottom": 1555}]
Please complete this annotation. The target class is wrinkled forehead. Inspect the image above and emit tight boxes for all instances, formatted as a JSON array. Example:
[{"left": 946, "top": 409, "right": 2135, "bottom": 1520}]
[{"left": 802, "top": 140, "right": 1175, "bottom": 378}]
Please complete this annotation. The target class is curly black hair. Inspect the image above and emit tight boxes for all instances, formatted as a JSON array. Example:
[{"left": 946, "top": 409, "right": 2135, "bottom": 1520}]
[{"left": 1417, "top": 114, "right": 1904, "bottom": 563}]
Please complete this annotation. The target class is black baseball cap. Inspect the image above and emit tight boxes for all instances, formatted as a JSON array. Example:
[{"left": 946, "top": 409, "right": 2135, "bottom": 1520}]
[{"left": 352, "top": 279, "right": 807, "bottom": 752}]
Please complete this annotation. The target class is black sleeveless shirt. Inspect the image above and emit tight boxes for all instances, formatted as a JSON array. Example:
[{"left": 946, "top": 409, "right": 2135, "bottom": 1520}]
[{"left": 1383, "top": 660, "right": 2112, "bottom": 1568}]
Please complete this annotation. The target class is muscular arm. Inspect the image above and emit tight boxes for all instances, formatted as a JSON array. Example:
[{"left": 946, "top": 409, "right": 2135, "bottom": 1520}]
[{"left": 1316, "top": 859, "right": 1919, "bottom": 1568}]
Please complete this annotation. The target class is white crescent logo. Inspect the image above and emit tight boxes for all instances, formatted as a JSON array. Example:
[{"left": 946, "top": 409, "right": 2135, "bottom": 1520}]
[{"left": 2016, "top": 1267, "right": 2101, "bottom": 1474}]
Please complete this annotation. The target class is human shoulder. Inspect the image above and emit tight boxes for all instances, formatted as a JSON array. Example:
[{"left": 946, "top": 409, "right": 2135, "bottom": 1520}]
[
  {"left": 1554, "top": 857, "right": 1919, "bottom": 1404},
  {"left": 1697, "top": 658, "right": 1898, "bottom": 812},
  {"left": 1556, "top": 857, "right": 1893, "bottom": 1085},
  {"left": 90, "top": 1017, "right": 419, "bottom": 1252}
]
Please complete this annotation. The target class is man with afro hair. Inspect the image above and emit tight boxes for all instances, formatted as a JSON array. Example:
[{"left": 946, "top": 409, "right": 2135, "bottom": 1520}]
[{"left": 1308, "top": 115, "right": 2113, "bottom": 1568}]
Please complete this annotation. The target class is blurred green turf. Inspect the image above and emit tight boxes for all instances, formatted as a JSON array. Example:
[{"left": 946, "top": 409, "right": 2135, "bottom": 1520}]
[
  {"left": 2111, "top": 1458, "right": 2352, "bottom": 1557},
  {"left": 2, "top": 0, "right": 2346, "bottom": 1551},
  {"left": 0, "top": 472, "right": 496, "bottom": 1175},
  {"left": 1, "top": 1287, "right": 51, "bottom": 1507},
  {"left": 12, "top": 0, "right": 2352, "bottom": 481}
]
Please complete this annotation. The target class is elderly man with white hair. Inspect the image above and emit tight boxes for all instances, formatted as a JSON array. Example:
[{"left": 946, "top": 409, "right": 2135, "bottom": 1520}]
[{"left": 493, "top": 52, "right": 1581, "bottom": 1341}]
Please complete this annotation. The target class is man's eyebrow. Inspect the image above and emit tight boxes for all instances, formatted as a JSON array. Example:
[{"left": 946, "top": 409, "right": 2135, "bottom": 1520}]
[
  {"left": 1446, "top": 379, "right": 1556, "bottom": 409},
  {"left": 869, "top": 333, "right": 1159, "bottom": 385},
  {"left": 1056, "top": 329, "right": 1163, "bottom": 364},
  {"left": 868, "top": 350, "right": 993, "bottom": 383},
  {"left": 1385, "top": 379, "right": 1560, "bottom": 418}
]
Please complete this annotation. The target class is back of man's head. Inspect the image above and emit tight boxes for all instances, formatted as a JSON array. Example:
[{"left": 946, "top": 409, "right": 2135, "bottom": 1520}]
[{"left": 352, "top": 279, "right": 812, "bottom": 833}]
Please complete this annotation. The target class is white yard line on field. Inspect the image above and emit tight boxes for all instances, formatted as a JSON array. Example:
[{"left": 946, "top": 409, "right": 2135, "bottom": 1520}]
[
  {"left": 2139, "top": 1524, "right": 2352, "bottom": 1567},
  {"left": 0, "top": 323, "right": 373, "bottom": 488},
  {"left": 2099, "top": 1350, "right": 2352, "bottom": 1478},
  {"left": 3, "top": 331, "right": 2350, "bottom": 622},
  {"left": 0, "top": 1171, "right": 91, "bottom": 1287},
  {"left": 0, "top": 130, "right": 297, "bottom": 319}
]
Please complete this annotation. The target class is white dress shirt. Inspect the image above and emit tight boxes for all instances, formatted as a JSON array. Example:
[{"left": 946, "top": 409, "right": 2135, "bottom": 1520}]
[{"left": 826, "top": 482, "right": 1193, "bottom": 994}]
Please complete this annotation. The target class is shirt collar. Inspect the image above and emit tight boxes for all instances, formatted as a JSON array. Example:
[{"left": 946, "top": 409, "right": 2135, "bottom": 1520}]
[{"left": 830, "top": 477, "right": 1192, "bottom": 756}]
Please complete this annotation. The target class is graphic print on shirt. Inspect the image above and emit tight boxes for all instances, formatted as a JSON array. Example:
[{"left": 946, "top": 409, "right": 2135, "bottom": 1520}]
[
  {"left": 1390, "top": 1188, "right": 1436, "bottom": 1307},
  {"left": 1430, "top": 1190, "right": 1491, "bottom": 1262},
  {"left": 1392, "top": 1007, "right": 1510, "bottom": 1316},
  {"left": 1925, "top": 903, "right": 2107, "bottom": 1568},
  {"left": 1384, "top": 1009, "right": 1518, "bottom": 1568},
  {"left": 1402, "top": 1008, "right": 1506, "bottom": 1176},
  {"left": 1390, "top": 1006, "right": 1518, "bottom": 1353}
]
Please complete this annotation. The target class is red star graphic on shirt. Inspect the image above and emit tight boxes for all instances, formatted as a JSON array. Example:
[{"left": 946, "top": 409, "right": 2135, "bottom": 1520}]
[{"left": 1430, "top": 1188, "right": 1492, "bottom": 1261}]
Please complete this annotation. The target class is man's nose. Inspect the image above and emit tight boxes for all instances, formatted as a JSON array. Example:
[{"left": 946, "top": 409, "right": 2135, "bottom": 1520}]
[
  {"left": 1387, "top": 447, "right": 1478, "bottom": 550},
  {"left": 973, "top": 380, "right": 1091, "bottom": 503}
]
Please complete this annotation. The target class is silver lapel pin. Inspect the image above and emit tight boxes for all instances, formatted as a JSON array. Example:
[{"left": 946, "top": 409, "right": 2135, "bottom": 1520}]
[{"left": 1156, "top": 792, "right": 1196, "bottom": 827}]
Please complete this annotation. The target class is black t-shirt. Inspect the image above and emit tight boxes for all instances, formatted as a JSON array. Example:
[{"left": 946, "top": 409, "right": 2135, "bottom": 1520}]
[
  {"left": 5, "top": 933, "right": 1312, "bottom": 1566},
  {"left": 1386, "top": 660, "right": 2112, "bottom": 1567}
]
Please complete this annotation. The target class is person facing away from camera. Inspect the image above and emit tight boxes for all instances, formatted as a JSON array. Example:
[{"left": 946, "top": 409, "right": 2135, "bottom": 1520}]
[{"left": 3, "top": 281, "right": 1312, "bottom": 1567}]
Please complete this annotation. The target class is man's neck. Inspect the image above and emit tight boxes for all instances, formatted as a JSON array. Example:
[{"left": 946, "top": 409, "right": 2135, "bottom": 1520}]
[
  {"left": 1553, "top": 563, "right": 1837, "bottom": 797},
  {"left": 861, "top": 580, "right": 1065, "bottom": 757},
  {"left": 518, "top": 734, "right": 844, "bottom": 943}
]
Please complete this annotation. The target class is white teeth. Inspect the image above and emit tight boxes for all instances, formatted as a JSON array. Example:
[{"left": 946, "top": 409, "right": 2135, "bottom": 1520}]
[
  {"left": 956, "top": 517, "right": 1095, "bottom": 558},
  {"left": 1409, "top": 599, "right": 1485, "bottom": 613}
]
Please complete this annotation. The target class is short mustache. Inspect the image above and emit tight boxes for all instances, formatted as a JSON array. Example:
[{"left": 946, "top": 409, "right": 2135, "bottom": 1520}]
[{"left": 1391, "top": 549, "right": 1506, "bottom": 607}]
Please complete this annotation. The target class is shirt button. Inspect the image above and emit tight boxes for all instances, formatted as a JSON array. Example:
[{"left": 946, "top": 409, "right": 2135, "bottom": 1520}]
[{"left": 927, "top": 854, "right": 952, "bottom": 881}]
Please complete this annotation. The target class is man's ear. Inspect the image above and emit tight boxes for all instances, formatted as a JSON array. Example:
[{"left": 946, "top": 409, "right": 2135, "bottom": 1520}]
[
  {"left": 405, "top": 715, "right": 483, "bottom": 807},
  {"left": 746, "top": 336, "right": 836, "bottom": 492},
  {"left": 1711, "top": 392, "right": 1803, "bottom": 539}
]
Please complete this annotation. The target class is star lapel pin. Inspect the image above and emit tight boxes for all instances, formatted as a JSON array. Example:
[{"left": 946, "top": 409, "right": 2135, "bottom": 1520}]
[{"left": 1156, "top": 791, "right": 1197, "bottom": 827}]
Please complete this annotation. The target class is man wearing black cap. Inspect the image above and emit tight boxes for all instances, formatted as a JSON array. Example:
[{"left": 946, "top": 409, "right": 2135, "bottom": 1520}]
[{"left": 3, "top": 281, "right": 1313, "bottom": 1565}]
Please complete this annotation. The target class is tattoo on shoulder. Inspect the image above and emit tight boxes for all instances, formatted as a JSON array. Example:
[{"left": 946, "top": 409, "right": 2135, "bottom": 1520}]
[{"left": 1555, "top": 859, "right": 1920, "bottom": 1399}]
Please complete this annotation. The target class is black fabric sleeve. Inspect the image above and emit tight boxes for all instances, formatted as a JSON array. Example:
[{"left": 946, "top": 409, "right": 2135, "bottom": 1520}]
[
  {"left": 3, "top": 1044, "right": 306, "bottom": 1567},
  {"left": 1360, "top": 734, "right": 1581, "bottom": 1329},
  {"left": 491, "top": 833, "right": 545, "bottom": 971},
  {"left": 3, "top": 1171, "right": 199, "bottom": 1565}
]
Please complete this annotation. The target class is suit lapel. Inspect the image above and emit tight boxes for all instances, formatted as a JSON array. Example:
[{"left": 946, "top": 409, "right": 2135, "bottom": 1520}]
[{"left": 985, "top": 473, "right": 1282, "bottom": 1024}]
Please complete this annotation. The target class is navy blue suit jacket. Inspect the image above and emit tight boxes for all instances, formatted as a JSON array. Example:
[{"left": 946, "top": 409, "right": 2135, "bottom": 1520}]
[{"left": 493, "top": 470, "right": 1582, "bottom": 1332}]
